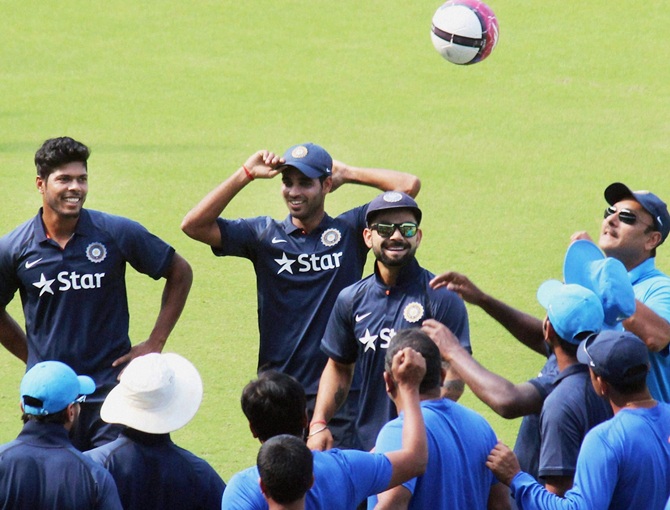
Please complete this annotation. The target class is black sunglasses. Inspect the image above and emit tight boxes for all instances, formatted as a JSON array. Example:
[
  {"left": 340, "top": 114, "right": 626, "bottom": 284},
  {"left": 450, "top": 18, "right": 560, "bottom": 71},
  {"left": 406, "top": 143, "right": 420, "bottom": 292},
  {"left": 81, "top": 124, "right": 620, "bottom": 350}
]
[
  {"left": 604, "top": 206, "right": 653, "bottom": 228},
  {"left": 369, "top": 222, "right": 418, "bottom": 238}
]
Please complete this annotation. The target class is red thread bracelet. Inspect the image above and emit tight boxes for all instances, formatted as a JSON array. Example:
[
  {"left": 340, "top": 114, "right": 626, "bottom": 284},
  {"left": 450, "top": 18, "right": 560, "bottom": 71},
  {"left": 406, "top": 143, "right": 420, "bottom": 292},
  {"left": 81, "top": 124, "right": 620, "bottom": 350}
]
[
  {"left": 310, "top": 420, "right": 327, "bottom": 428},
  {"left": 243, "top": 165, "right": 254, "bottom": 180}
]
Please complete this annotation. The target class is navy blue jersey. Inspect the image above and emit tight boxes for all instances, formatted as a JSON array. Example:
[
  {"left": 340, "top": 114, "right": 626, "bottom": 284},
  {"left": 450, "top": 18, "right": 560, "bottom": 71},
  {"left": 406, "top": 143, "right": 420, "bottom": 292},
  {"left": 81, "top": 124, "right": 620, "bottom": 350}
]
[
  {"left": 214, "top": 206, "right": 368, "bottom": 394},
  {"left": 322, "top": 259, "right": 471, "bottom": 451},
  {"left": 85, "top": 429, "right": 225, "bottom": 510},
  {"left": 0, "top": 421, "right": 122, "bottom": 509},
  {"left": 0, "top": 209, "right": 174, "bottom": 398}
]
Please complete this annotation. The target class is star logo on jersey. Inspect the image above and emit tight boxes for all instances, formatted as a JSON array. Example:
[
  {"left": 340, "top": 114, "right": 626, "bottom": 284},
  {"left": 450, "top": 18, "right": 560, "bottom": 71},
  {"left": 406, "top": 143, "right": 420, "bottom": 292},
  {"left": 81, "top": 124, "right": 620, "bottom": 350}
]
[
  {"left": 358, "top": 329, "right": 378, "bottom": 352},
  {"left": 32, "top": 273, "right": 55, "bottom": 296},
  {"left": 403, "top": 302, "right": 424, "bottom": 323},
  {"left": 320, "top": 228, "right": 341, "bottom": 247},
  {"left": 274, "top": 252, "right": 296, "bottom": 274},
  {"left": 85, "top": 242, "right": 107, "bottom": 263}
]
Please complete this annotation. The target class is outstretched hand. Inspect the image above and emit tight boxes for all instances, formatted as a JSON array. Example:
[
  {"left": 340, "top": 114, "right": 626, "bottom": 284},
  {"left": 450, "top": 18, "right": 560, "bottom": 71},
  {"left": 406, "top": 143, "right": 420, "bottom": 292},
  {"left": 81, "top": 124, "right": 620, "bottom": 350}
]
[
  {"left": 243, "top": 150, "right": 284, "bottom": 180},
  {"left": 430, "top": 271, "right": 485, "bottom": 305}
]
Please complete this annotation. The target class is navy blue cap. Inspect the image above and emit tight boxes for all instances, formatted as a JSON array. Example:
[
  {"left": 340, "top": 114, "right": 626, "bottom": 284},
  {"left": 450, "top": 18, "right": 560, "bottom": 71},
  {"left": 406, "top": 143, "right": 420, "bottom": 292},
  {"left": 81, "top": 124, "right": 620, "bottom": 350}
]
[
  {"left": 605, "top": 182, "right": 670, "bottom": 244},
  {"left": 365, "top": 191, "right": 422, "bottom": 225},
  {"left": 577, "top": 330, "right": 649, "bottom": 385},
  {"left": 279, "top": 143, "right": 332, "bottom": 179}
]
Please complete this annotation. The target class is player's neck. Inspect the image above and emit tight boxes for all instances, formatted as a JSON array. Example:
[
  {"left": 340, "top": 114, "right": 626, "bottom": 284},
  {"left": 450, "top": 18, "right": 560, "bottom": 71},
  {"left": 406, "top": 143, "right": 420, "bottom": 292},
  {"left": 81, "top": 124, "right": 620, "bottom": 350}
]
[
  {"left": 611, "top": 390, "right": 656, "bottom": 414},
  {"left": 290, "top": 210, "right": 325, "bottom": 234},
  {"left": 376, "top": 263, "right": 401, "bottom": 286},
  {"left": 41, "top": 208, "right": 79, "bottom": 248}
]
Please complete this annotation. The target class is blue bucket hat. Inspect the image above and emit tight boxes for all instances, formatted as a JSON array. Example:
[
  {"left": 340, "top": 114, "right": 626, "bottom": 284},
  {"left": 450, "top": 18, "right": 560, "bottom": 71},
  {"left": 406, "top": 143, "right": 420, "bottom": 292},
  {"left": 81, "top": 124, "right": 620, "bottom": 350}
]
[
  {"left": 20, "top": 361, "right": 95, "bottom": 415},
  {"left": 365, "top": 191, "right": 422, "bottom": 225},
  {"left": 577, "top": 330, "right": 649, "bottom": 386},
  {"left": 563, "top": 240, "right": 636, "bottom": 327},
  {"left": 279, "top": 143, "right": 332, "bottom": 179},
  {"left": 604, "top": 182, "right": 670, "bottom": 244},
  {"left": 537, "top": 280, "right": 604, "bottom": 344}
]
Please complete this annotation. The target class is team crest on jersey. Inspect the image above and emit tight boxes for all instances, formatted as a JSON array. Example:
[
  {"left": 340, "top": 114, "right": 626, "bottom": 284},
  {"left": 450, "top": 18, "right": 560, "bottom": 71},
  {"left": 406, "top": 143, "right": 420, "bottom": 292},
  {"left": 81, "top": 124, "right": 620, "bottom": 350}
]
[
  {"left": 321, "top": 228, "right": 341, "bottom": 247},
  {"left": 291, "top": 146, "right": 308, "bottom": 158},
  {"left": 86, "top": 242, "right": 107, "bottom": 263},
  {"left": 403, "top": 302, "right": 424, "bottom": 323}
]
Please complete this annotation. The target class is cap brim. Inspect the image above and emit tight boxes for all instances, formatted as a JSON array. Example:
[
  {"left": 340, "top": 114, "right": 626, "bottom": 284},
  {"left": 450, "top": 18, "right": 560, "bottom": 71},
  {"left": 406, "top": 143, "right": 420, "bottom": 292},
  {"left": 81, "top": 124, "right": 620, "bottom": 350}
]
[
  {"left": 563, "top": 240, "right": 605, "bottom": 289},
  {"left": 604, "top": 182, "right": 634, "bottom": 206},
  {"left": 278, "top": 163, "right": 326, "bottom": 179},
  {"left": 78, "top": 375, "right": 96, "bottom": 396},
  {"left": 101, "top": 353, "right": 203, "bottom": 434},
  {"left": 536, "top": 279, "right": 563, "bottom": 309}
]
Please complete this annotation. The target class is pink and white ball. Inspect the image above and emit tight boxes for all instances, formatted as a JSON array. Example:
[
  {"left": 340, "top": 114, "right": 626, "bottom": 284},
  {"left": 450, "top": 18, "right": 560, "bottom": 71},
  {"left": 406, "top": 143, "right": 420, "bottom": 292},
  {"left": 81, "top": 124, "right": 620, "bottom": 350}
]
[{"left": 431, "top": 0, "right": 499, "bottom": 65}]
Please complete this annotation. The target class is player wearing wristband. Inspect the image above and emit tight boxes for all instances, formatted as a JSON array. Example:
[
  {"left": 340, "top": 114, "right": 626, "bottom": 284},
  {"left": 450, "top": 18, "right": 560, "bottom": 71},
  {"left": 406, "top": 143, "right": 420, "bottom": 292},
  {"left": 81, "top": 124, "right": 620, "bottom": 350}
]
[{"left": 181, "top": 143, "right": 419, "bottom": 448}]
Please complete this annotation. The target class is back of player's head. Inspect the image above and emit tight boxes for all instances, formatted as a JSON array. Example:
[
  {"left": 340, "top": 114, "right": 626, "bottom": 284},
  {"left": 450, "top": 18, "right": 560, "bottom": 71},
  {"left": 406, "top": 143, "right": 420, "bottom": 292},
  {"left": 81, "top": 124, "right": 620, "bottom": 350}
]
[
  {"left": 258, "top": 434, "right": 313, "bottom": 505},
  {"left": 35, "top": 137, "right": 90, "bottom": 180},
  {"left": 385, "top": 328, "right": 441, "bottom": 393},
  {"left": 241, "top": 370, "right": 307, "bottom": 442}
]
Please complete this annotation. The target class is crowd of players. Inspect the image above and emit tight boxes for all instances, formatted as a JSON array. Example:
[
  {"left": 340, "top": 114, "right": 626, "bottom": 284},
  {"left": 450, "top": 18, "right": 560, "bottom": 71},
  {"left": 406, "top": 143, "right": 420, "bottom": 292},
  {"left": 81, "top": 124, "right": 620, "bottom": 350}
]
[{"left": 0, "top": 136, "right": 669, "bottom": 509}]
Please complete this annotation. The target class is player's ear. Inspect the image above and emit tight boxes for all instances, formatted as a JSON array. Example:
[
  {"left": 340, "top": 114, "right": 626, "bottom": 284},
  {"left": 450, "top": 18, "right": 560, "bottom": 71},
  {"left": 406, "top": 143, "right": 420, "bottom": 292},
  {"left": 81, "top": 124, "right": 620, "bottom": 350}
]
[
  {"left": 321, "top": 176, "right": 333, "bottom": 194},
  {"left": 248, "top": 422, "right": 259, "bottom": 440},
  {"left": 36, "top": 176, "right": 44, "bottom": 193},
  {"left": 363, "top": 227, "right": 373, "bottom": 248},
  {"left": 383, "top": 370, "right": 395, "bottom": 395}
]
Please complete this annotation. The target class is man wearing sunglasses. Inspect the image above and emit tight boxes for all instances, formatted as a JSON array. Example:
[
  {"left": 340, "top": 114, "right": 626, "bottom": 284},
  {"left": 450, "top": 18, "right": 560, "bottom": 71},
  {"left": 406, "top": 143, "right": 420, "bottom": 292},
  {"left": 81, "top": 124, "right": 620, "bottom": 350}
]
[
  {"left": 308, "top": 191, "right": 470, "bottom": 452},
  {"left": 181, "top": 143, "right": 420, "bottom": 449}
]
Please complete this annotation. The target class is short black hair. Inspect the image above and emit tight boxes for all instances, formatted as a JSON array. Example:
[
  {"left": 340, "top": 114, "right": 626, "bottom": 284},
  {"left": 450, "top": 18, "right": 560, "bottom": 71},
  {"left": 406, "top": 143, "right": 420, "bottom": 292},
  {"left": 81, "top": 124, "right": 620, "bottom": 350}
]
[
  {"left": 258, "top": 434, "right": 313, "bottom": 504},
  {"left": 241, "top": 371, "right": 306, "bottom": 442},
  {"left": 384, "top": 328, "right": 441, "bottom": 393},
  {"left": 35, "top": 137, "right": 89, "bottom": 180}
]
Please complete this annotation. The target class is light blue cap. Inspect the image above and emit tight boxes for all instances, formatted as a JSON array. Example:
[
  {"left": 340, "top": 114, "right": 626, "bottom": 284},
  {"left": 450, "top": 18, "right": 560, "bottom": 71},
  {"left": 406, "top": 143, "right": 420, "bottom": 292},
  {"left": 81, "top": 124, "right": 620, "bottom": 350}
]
[
  {"left": 20, "top": 361, "right": 95, "bottom": 415},
  {"left": 537, "top": 280, "right": 604, "bottom": 344},
  {"left": 563, "top": 240, "right": 635, "bottom": 326}
]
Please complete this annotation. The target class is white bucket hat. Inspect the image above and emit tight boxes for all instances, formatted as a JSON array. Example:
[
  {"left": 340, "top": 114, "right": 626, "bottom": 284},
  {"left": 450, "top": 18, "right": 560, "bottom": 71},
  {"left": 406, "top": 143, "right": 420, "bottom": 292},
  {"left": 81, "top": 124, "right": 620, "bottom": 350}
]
[{"left": 101, "top": 352, "right": 203, "bottom": 434}]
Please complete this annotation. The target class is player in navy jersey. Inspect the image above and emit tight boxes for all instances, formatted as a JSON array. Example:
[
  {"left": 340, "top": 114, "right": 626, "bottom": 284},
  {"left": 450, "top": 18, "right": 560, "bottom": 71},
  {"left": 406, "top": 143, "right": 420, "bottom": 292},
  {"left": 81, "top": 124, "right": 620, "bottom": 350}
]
[
  {"left": 308, "top": 191, "right": 470, "bottom": 452},
  {"left": 181, "top": 143, "right": 419, "bottom": 447},
  {"left": 0, "top": 137, "right": 193, "bottom": 451}
]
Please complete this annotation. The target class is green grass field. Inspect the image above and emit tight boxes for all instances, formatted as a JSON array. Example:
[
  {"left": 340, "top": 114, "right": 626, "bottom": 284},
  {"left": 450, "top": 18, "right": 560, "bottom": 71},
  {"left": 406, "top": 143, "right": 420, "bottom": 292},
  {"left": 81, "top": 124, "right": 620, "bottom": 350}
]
[{"left": 1, "top": 0, "right": 669, "bottom": 480}]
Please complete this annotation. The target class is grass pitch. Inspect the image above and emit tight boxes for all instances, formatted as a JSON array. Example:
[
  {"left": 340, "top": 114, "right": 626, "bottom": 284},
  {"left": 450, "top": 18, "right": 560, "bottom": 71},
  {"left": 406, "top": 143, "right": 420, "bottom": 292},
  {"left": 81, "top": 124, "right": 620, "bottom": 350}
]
[{"left": 1, "top": 0, "right": 669, "bottom": 480}]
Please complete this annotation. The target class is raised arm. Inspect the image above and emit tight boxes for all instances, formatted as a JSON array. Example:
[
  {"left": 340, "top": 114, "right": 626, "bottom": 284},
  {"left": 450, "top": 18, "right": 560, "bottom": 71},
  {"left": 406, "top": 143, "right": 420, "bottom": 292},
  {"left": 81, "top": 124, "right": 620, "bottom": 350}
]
[
  {"left": 430, "top": 271, "right": 546, "bottom": 355},
  {"left": 382, "top": 348, "right": 428, "bottom": 489},
  {"left": 329, "top": 160, "right": 421, "bottom": 197},
  {"left": 0, "top": 309, "right": 28, "bottom": 363},
  {"left": 422, "top": 320, "right": 544, "bottom": 418},
  {"left": 113, "top": 252, "right": 193, "bottom": 367},
  {"left": 180, "top": 150, "right": 283, "bottom": 247},
  {"left": 306, "top": 358, "right": 355, "bottom": 451}
]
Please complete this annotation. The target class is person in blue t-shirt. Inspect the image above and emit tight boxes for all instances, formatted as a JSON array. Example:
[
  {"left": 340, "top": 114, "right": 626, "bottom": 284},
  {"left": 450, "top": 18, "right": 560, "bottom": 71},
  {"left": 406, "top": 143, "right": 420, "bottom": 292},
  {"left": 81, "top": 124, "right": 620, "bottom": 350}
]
[
  {"left": 488, "top": 330, "right": 670, "bottom": 510},
  {"left": 369, "top": 328, "right": 509, "bottom": 510},
  {"left": 0, "top": 137, "right": 193, "bottom": 451},
  {"left": 222, "top": 354, "right": 428, "bottom": 510},
  {"left": 181, "top": 143, "right": 419, "bottom": 448},
  {"left": 309, "top": 191, "right": 470, "bottom": 452},
  {"left": 85, "top": 352, "right": 225, "bottom": 510},
  {"left": 0, "top": 361, "right": 122, "bottom": 509}
]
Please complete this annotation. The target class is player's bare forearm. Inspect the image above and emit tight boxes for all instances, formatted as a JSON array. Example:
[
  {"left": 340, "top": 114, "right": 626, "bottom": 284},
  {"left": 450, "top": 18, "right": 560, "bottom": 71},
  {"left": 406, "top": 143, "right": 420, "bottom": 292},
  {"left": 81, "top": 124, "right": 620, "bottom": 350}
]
[
  {"left": 181, "top": 151, "right": 282, "bottom": 246},
  {"left": 623, "top": 300, "right": 670, "bottom": 352},
  {"left": 112, "top": 253, "right": 192, "bottom": 368},
  {"left": 0, "top": 310, "right": 28, "bottom": 363},
  {"left": 330, "top": 160, "right": 421, "bottom": 197}
]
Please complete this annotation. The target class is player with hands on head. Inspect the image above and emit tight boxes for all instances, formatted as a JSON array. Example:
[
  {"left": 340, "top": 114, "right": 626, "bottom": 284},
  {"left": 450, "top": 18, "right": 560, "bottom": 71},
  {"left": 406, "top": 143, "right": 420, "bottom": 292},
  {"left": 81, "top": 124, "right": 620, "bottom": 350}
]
[{"left": 181, "top": 143, "right": 420, "bottom": 449}]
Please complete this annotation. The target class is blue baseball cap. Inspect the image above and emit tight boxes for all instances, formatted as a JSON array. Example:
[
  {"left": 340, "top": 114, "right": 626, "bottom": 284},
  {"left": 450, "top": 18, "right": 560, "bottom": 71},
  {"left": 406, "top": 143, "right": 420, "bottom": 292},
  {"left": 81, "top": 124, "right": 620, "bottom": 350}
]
[
  {"left": 563, "top": 240, "right": 636, "bottom": 327},
  {"left": 577, "top": 330, "right": 649, "bottom": 385},
  {"left": 537, "top": 280, "right": 604, "bottom": 344},
  {"left": 365, "top": 191, "right": 422, "bottom": 225},
  {"left": 279, "top": 143, "right": 332, "bottom": 179},
  {"left": 605, "top": 182, "right": 670, "bottom": 244},
  {"left": 20, "top": 361, "right": 95, "bottom": 415}
]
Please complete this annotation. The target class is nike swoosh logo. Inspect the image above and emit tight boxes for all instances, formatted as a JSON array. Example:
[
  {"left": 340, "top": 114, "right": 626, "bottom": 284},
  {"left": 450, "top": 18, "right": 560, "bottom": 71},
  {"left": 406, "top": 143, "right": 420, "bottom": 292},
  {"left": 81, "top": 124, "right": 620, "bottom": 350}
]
[
  {"left": 272, "top": 237, "right": 287, "bottom": 244},
  {"left": 25, "top": 258, "right": 43, "bottom": 269},
  {"left": 355, "top": 312, "right": 372, "bottom": 322}
]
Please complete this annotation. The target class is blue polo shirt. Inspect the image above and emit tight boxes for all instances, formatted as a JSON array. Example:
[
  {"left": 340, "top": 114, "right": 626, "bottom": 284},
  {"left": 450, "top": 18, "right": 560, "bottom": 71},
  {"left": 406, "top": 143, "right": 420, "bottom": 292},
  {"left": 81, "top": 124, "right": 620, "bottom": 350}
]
[
  {"left": 0, "top": 209, "right": 175, "bottom": 399},
  {"left": 85, "top": 429, "right": 225, "bottom": 510},
  {"left": 214, "top": 207, "right": 368, "bottom": 394},
  {"left": 0, "top": 421, "right": 122, "bottom": 509},
  {"left": 222, "top": 448, "right": 392, "bottom": 510},
  {"left": 538, "top": 363, "right": 612, "bottom": 481},
  {"left": 321, "top": 258, "right": 470, "bottom": 451},
  {"left": 629, "top": 257, "right": 670, "bottom": 402}
]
